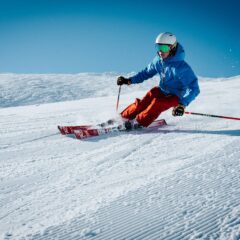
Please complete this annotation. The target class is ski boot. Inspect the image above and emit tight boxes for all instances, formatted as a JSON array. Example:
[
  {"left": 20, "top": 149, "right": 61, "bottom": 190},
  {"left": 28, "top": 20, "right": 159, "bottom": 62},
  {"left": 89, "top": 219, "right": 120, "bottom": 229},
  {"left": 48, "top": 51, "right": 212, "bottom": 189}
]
[{"left": 124, "top": 119, "right": 143, "bottom": 130}]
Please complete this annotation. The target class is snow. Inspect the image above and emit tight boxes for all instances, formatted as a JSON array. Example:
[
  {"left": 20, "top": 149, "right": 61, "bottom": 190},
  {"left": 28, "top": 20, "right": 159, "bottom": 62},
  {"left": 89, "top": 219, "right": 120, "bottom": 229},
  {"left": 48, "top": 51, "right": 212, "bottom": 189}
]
[{"left": 0, "top": 73, "right": 240, "bottom": 240}]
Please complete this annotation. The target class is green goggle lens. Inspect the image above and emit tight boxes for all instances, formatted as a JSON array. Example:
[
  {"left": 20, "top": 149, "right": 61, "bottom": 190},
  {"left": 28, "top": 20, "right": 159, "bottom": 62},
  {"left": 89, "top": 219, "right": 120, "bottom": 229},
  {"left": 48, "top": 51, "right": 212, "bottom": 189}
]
[{"left": 155, "top": 44, "right": 171, "bottom": 53}]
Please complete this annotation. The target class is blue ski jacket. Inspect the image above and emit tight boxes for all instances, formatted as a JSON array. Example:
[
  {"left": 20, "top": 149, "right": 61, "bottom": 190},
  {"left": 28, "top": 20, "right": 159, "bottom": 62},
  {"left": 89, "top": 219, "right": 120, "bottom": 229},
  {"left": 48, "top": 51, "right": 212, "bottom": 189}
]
[{"left": 130, "top": 43, "right": 200, "bottom": 106}]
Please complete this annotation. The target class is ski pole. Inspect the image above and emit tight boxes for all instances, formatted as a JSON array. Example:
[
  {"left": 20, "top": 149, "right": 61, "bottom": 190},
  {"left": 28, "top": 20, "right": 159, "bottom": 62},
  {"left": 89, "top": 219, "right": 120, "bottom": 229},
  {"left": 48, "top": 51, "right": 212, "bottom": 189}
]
[
  {"left": 116, "top": 85, "right": 121, "bottom": 112},
  {"left": 185, "top": 111, "right": 240, "bottom": 121}
]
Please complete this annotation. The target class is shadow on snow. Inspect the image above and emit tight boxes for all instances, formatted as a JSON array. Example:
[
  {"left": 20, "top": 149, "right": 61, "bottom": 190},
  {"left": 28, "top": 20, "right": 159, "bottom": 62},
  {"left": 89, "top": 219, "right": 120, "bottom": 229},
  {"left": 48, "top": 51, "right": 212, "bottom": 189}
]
[{"left": 76, "top": 128, "right": 240, "bottom": 142}]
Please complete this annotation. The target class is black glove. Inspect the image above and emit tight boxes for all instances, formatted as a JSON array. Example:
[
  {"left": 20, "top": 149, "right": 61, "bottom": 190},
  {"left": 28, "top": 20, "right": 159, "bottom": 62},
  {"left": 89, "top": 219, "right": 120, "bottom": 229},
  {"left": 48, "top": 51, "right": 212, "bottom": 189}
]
[
  {"left": 172, "top": 104, "right": 185, "bottom": 116},
  {"left": 117, "top": 76, "right": 131, "bottom": 86}
]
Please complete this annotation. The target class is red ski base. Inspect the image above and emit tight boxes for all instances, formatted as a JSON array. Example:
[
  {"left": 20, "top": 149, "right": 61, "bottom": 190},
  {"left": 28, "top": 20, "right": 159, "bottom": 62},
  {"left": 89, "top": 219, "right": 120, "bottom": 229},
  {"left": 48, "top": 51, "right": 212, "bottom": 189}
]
[
  {"left": 74, "top": 127, "right": 115, "bottom": 139},
  {"left": 58, "top": 125, "right": 89, "bottom": 135}
]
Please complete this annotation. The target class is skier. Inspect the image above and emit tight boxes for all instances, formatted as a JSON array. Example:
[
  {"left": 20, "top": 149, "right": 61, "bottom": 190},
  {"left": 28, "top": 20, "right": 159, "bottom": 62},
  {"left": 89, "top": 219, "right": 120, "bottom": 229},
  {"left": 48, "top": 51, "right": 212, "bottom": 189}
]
[{"left": 117, "top": 32, "right": 200, "bottom": 129}]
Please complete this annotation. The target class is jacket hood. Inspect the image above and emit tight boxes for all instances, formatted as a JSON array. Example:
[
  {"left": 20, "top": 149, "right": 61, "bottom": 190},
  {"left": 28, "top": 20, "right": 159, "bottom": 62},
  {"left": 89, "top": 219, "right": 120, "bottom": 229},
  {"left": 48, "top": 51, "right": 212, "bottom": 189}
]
[{"left": 163, "top": 43, "right": 185, "bottom": 63}]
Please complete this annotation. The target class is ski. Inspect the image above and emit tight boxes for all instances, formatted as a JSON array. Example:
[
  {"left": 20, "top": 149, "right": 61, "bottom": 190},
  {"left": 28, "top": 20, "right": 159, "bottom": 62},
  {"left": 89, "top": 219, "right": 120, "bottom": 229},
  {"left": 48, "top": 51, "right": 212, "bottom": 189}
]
[
  {"left": 74, "top": 119, "right": 167, "bottom": 140},
  {"left": 58, "top": 125, "right": 89, "bottom": 135},
  {"left": 58, "top": 119, "right": 116, "bottom": 135}
]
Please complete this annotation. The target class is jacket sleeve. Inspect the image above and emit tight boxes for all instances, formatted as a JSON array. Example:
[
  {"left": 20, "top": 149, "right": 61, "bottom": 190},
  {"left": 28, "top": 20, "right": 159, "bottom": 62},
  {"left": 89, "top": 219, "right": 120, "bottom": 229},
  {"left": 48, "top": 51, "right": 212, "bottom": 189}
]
[
  {"left": 178, "top": 68, "right": 200, "bottom": 107},
  {"left": 130, "top": 58, "right": 158, "bottom": 84}
]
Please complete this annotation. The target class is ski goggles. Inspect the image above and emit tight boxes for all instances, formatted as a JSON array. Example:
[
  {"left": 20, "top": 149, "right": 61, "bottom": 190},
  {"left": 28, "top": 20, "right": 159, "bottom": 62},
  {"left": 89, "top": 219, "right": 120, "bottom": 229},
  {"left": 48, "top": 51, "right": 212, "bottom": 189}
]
[{"left": 155, "top": 44, "right": 171, "bottom": 53}]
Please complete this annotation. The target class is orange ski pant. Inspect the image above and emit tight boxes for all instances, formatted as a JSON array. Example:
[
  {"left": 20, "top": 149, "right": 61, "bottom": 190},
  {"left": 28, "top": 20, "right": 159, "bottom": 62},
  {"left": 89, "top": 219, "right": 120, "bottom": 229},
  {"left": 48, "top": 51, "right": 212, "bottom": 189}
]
[{"left": 121, "top": 87, "right": 179, "bottom": 127}]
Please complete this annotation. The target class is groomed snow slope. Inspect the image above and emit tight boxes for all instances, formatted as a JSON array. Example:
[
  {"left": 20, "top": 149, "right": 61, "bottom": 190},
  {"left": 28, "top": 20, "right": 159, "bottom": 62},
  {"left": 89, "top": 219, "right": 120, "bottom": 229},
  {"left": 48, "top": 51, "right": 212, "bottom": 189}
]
[{"left": 0, "top": 74, "right": 240, "bottom": 240}]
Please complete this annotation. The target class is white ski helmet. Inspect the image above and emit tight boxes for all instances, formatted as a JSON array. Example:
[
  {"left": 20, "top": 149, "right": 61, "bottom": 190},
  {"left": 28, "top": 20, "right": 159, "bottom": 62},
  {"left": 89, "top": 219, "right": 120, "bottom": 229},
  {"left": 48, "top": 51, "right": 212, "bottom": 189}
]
[{"left": 155, "top": 32, "right": 177, "bottom": 46}]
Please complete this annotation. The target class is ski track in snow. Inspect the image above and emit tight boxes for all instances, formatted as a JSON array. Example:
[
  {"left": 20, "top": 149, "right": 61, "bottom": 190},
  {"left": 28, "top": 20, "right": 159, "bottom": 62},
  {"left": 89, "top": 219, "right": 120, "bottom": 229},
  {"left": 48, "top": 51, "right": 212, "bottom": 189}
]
[{"left": 0, "top": 74, "right": 240, "bottom": 240}]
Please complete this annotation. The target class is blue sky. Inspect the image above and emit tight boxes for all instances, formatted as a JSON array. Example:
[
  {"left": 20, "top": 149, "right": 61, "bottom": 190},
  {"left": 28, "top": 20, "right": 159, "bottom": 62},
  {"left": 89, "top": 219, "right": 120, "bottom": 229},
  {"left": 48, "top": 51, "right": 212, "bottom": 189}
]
[{"left": 0, "top": 0, "right": 239, "bottom": 77}]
